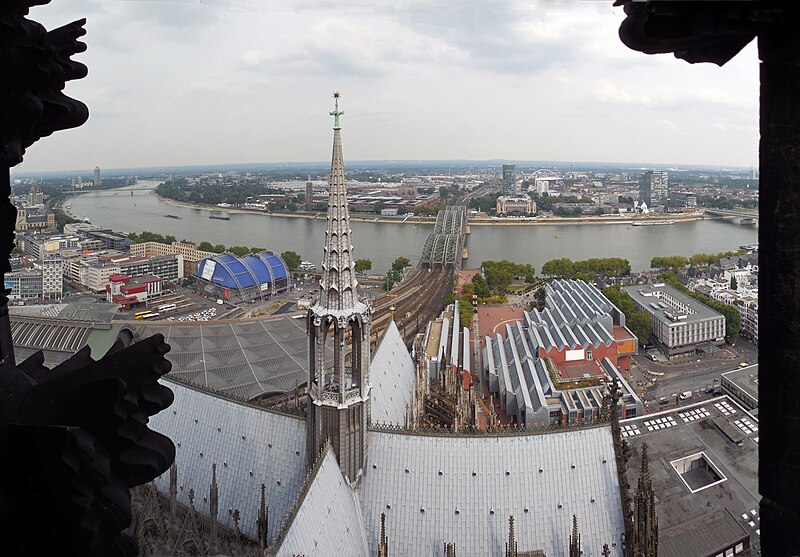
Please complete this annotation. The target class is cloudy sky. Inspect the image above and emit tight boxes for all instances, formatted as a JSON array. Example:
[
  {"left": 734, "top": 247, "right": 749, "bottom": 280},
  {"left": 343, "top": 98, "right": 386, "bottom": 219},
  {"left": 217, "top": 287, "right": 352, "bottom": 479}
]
[{"left": 17, "top": 0, "right": 759, "bottom": 173}]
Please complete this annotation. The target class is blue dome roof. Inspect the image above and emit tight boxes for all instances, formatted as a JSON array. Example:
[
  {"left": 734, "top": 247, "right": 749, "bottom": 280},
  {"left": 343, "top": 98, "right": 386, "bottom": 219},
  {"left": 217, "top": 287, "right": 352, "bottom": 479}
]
[{"left": 195, "top": 252, "right": 289, "bottom": 289}]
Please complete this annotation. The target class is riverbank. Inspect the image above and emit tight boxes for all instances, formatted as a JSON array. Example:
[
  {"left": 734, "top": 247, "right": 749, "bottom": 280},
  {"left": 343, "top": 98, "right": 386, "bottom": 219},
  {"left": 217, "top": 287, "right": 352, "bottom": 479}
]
[{"left": 158, "top": 194, "right": 705, "bottom": 227}]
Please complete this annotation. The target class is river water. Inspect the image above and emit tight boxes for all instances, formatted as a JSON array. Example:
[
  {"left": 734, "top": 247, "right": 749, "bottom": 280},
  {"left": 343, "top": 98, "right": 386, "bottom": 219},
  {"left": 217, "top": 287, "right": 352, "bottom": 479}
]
[{"left": 68, "top": 181, "right": 758, "bottom": 274}]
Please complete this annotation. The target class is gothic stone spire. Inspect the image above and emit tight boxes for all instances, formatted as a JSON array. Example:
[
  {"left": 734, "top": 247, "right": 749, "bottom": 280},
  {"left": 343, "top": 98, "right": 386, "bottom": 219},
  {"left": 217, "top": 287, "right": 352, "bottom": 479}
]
[
  {"left": 307, "top": 92, "right": 372, "bottom": 484},
  {"left": 632, "top": 443, "right": 658, "bottom": 557},
  {"left": 317, "top": 91, "right": 360, "bottom": 312},
  {"left": 569, "top": 514, "right": 581, "bottom": 557}
]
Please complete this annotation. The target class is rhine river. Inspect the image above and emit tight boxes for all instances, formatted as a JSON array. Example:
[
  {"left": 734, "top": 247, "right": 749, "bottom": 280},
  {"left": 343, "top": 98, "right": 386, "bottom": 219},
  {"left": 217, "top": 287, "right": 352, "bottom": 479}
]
[{"left": 68, "top": 182, "right": 759, "bottom": 274}]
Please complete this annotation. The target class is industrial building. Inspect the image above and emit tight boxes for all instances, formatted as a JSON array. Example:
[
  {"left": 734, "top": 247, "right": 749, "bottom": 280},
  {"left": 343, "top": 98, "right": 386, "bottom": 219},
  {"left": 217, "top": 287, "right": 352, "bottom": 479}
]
[
  {"left": 622, "top": 282, "right": 726, "bottom": 358},
  {"left": 194, "top": 252, "right": 290, "bottom": 303}
]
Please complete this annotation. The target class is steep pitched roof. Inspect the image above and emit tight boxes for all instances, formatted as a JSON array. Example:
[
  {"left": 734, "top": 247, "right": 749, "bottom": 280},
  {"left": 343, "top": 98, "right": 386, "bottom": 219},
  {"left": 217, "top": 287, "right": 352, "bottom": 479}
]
[
  {"left": 369, "top": 319, "right": 416, "bottom": 425},
  {"left": 276, "top": 447, "right": 369, "bottom": 556}
]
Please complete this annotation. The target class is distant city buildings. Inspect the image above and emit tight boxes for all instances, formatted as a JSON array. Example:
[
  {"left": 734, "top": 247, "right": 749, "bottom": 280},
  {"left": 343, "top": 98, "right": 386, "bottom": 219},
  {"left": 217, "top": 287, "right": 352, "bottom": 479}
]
[
  {"left": 690, "top": 253, "right": 759, "bottom": 345},
  {"left": 501, "top": 164, "right": 517, "bottom": 194},
  {"left": 495, "top": 195, "right": 535, "bottom": 216},
  {"left": 639, "top": 170, "right": 669, "bottom": 209},
  {"left": 668, "top": 191, "right": 697, "bottom": 211},
  {"left": 93, "top": 166, "right": 101, "bottom": 187},
  {"left": 131, "top": 240, "right": 216, "bottom": 277}
]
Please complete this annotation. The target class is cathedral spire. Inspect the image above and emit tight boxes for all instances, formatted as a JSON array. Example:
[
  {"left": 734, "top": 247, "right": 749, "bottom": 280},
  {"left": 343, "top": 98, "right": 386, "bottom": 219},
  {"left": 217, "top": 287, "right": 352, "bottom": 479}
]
[
  {"left": 307, "top": 93, "right": 373, "bottom": 484},
  {"left": 316, "top": 91, "right": 361, "bottom": 313},
  {"left": 632, "top": 443, "right": 658, "bottom": 557}
]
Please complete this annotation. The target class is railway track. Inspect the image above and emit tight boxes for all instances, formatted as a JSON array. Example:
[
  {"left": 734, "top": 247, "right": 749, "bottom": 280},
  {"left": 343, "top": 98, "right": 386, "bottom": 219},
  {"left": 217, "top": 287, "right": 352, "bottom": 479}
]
[{"left": 370, "top": 267, "right": 453, "bottom": 347}]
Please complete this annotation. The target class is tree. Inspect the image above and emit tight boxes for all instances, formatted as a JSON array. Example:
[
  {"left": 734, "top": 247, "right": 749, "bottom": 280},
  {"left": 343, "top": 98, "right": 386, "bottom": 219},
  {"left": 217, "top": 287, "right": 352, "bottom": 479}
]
[
  {"left": 198, "top": 241, "right": 215, "bottom": 252},
  {"left": 731, "top": 275, "right": 738, "bottom": 290},
  {"left": 354, "top": 258, "right": 372, "bottom": 273},
  {"left": 392, "top": 257, "right": 411, "bottom": 271},
  {"left": 374, "top": 202, "right": 386, "bottom": 214},
  {"left": 281, "top": 251, "right": 302, "bottom": 270},
  {"left": 212, "top": 244, "right": 226, "bottom": 254},
  {"left": 650, "top": 256, "right": 689, "bottom": 271},
  {"left": 228, "top": 245, "right": 250, "bottom": 257},
  {"left": 541, "top": 258, "right": 575, "bottom": 279},
  {"left": 472, "top": 274, "right": 492, "bottom": 299},
  {"left": 628, "top": 311, "right": 654, "bottom": 346}
]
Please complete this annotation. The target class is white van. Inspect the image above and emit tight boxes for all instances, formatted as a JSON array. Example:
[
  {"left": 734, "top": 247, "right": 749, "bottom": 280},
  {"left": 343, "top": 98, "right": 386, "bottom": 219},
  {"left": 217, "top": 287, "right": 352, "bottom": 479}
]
[{"left": 679, "top": 391, "right": 693, "bottom": 400}]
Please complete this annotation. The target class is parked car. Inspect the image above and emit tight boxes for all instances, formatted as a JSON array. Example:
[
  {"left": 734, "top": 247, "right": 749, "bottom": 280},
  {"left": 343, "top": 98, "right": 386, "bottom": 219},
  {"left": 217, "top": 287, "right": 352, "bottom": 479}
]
[{"left": 679, "top": 391, "right": 693, "bottom": 400}]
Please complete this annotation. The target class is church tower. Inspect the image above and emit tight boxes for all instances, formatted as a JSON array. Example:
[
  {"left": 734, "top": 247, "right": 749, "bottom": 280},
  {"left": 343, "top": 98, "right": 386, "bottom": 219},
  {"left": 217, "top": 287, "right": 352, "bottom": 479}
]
[{"left": 307, "top": 92, "right": 372, "bottom": 483}]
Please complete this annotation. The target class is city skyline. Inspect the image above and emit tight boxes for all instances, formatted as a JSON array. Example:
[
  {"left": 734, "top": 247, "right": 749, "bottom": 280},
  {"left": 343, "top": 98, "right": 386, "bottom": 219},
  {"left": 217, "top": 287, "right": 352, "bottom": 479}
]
[{"left": 18, "top": 0, "right": 759, "bottom": 173}]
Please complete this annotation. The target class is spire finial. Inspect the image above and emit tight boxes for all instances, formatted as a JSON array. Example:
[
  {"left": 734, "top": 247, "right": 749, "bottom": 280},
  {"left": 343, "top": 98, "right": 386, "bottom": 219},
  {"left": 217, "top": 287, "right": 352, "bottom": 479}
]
[{"left": 330, "top": 91, "right": 344, "bottom": 129}]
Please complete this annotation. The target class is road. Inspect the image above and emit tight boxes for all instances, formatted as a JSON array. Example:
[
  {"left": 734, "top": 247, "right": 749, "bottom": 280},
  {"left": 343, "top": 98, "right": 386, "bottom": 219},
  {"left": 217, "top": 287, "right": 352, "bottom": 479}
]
[{"left": 625, "top": 338, "right": 758, "bottom": 411}]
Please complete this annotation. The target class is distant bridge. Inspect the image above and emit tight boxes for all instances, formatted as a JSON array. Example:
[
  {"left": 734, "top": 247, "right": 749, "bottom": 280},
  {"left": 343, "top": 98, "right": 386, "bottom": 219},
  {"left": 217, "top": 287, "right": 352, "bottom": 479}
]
[
  {"left": 420, "top": 206, "right": 468, "bottom": 269},
  {"left": 704, "top": 209, "right": 759, "bottom": 224}
]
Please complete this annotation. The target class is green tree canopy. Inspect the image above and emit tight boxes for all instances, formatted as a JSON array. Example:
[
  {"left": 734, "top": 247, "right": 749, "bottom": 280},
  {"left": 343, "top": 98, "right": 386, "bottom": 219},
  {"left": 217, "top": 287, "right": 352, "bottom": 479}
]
[
  {"left": 354, "top": 258, "right": 373, "bottom": 273},
  {"left": 650, "top": 256, "right": 689, "bottom": 271},
  {"left": 392, "top": 257, "right": 411, "bottom": 271},
  {"left": 228, "top": 245, "right": 251, "bottom": 257},
  {"left": 281, "top": 250, "right": 302, "bottom": 270},
  {"left": 472, "top": 274, "right": 492, "bottom": 299}
]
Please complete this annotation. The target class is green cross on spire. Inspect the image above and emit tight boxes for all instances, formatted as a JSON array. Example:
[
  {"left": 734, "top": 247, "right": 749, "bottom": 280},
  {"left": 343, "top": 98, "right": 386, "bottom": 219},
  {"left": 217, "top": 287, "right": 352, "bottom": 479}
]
[{"left": 330, "top": 91, "right": 344, "bottom": 129}]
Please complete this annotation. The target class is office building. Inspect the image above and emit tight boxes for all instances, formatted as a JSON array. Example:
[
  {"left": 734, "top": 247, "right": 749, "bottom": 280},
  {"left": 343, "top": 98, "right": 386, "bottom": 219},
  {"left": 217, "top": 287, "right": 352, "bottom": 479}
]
[
  {"left": 6, "top": 269, "right": 43, "bottom": 301},
  {"left": 93, "top": 166, "right": 101, "bottom": 187},
  {"left": 502, "top": 164, "right": 517, "bottom": 194},
  {"left": 639, "top": 170, "right": 669, "bottom": 209},
  {"left": 669, "top": 191, "right": 697, "bottom": 210},
  {"left": 622, "top": 282, "right": 726, "bottom": 358},
  {"left": 131, "top": 241, "right": 216, "bottom": 277},
  {"left": 41, "top": 254, "right": 63, "bottom": 300}
]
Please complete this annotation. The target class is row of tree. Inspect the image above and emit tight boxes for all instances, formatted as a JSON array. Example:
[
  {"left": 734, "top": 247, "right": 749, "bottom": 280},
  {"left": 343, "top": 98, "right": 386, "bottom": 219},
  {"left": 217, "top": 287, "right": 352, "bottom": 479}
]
[
  {"left": 650, "top": 249, "right": 749, "bottom": 271},
  {"left": 540, "top": 257, "right": 631, "bottom": 279},
  {"left": 602, "top": 285, "right": 653, "bottom": 346}
]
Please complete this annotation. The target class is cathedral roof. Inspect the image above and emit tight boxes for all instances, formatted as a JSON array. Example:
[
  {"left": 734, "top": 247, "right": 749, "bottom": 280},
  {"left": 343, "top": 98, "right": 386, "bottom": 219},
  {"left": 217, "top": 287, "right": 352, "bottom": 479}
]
[
  {"left": 369, "top": 319, "right": 417, "bottom": 426},
  {"left": 150, "top": 380, "right": 308, "bottom": 544},
  {"left": 359, "top": 427, "right": 624, "bottom": 556},
  {"left": 275, "top": 447, "right": 369, "bottom": 556}
]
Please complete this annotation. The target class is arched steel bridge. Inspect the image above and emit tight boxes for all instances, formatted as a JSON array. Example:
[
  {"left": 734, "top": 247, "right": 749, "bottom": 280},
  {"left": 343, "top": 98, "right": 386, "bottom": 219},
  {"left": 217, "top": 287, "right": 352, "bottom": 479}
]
[
  {"left": 420, "top": 206, "right": 467, "bottom": 268},
  {"left": 524, "top": 169, "right": 564, "bottom": 184}
]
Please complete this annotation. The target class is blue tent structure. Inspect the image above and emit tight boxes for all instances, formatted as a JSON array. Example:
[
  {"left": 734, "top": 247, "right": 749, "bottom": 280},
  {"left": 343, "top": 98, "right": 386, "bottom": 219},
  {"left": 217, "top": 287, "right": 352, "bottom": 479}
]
[{"left": 194, "top": 252, "right": 290, "bottom": 303}]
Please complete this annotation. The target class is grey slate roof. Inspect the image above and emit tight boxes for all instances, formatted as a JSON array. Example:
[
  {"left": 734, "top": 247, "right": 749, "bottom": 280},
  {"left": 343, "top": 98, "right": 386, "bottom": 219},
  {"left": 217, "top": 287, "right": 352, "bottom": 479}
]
[
  {"left": 150, "top": 379, "right": 308, "bottom": 542},
  {"left": 358, "top": 427, "right": 624, "bottom": 556},
  {"left": 276, "top": 448, "right": 369, "bottom": 557},
  {"left": 369, "top": 319, "right": 417, "bottom": 425},
  {"left": 140, "top": 315, "right": 333, "bottom": 400}
]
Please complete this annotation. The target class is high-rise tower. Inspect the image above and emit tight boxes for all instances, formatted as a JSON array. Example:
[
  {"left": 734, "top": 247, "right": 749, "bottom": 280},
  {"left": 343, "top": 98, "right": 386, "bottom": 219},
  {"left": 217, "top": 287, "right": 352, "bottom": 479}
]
[{"left": 306, "top": 92, "right": 372, "bottom": 483}]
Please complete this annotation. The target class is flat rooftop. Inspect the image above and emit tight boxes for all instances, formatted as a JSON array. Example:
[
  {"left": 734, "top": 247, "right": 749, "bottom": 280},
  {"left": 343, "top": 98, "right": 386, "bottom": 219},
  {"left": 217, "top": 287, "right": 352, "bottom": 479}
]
[
  {"left": 622, "top": 282, "right": 723, "bottom": 326},
  {"left": 620, "top": 396, "right": 759, "bottom": 554},
  {"left": 722, "top": 364, "right": 759, "bottom": 404}
]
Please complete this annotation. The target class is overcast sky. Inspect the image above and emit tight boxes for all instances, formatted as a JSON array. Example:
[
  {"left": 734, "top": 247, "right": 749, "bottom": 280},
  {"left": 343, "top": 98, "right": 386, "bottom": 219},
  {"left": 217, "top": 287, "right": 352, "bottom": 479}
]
[{"left": 17, "top": 0, "right": 759, "bottom": 173}]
